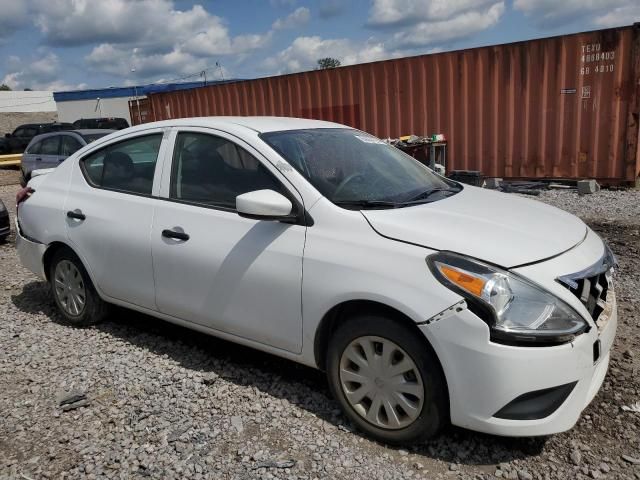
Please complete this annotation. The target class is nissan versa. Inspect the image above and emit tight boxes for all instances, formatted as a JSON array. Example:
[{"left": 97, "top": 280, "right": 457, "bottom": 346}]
[{"left": 15, "top": 117, "right": 617, "bottom": 444}]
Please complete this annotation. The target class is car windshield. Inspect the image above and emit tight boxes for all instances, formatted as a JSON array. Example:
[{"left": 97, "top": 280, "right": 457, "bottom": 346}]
[{"left": 261, "top": 128, "right": 459, "bottom": 208}]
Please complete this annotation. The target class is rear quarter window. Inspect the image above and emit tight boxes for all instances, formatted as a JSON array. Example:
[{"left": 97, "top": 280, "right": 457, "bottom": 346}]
[{"left": 80, "top": 134, "right": 163, "bottom": 195}]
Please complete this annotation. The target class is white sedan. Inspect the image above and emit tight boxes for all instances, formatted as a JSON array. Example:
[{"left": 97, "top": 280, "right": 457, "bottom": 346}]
[{"left": 15, "top": 117, "right": 617, "bottom": 444}]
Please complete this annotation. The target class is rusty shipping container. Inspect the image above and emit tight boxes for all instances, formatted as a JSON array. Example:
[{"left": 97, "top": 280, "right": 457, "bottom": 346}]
[{"left": 136, "top": 25, "right": 640, "bottom": 184}]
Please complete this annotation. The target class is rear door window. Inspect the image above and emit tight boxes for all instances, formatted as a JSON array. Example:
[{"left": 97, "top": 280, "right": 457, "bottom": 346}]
[
  {"left": 81, "top": 134, "right": 162, "bottom": 195},
  {"left": 60, "top": 135, "right": 83, "bottom": 156},
  {"left": 40, "top": 136, "right": 60, "bottom": 155}
]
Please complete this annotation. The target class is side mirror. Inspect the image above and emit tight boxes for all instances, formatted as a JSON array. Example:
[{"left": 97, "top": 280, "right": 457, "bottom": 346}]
[
  {"left": 5, "top": 133, "right": 10, "bottom": 138},
  {"left": 236, "top": 189, "right": 293, "bottom": 221}
]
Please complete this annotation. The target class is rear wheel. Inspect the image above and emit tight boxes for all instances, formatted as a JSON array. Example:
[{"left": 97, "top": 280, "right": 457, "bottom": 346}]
[
  {"left": 49, "top": 248, "right": 108, "bottom": 326},
  {"left": 327, "top": 314, "right": 448, "bottom": 444}
]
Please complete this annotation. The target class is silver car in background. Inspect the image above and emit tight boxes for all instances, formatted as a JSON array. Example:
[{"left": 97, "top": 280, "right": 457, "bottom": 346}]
[{"left": 21, "top": 130, "right": 115, "bottom": 185}]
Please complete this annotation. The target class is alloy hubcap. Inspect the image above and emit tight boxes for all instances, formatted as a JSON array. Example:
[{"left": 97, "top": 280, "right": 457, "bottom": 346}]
[
  {"left": 54, "top": 260, "right": 86, "bottom": 316},
  {"left": 339, "top": 335, "right": 424, "bottom": 430}
]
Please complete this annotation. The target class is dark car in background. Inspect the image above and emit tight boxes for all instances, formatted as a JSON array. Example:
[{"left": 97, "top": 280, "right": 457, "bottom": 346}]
[
  {"left": 0, "top": 199, "right": 9, "bottom": 243},
  {"left": 73, "top": 117, "right": 129, "bottom": 130},
  {"left": 20, "top": 129, "right": 114, "bottom": 185},
  {"left": 0, "top": 123, "right": 74, "bottom": 154}
]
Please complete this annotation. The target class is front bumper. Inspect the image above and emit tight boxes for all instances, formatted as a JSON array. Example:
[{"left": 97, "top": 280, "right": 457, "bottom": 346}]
[
  {"left": 15, "top": 219, "right": 47, "bottom": 279},
  {"left": 422, "top": 291, "right": 616, "bottom": 436}
]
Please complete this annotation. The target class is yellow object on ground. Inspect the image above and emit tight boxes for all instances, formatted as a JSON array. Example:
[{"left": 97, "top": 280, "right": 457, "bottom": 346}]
[{"left": 0, "top": 154, "right": 21, "bottom": 167}]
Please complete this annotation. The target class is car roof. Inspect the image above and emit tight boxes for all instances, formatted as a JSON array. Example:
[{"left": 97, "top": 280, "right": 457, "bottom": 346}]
[
  {"left": 75, "top": 117, "right": 126, "bottom": 121},
  {"left": 25, "top": 131, "right": 72, "bottom": 143},
  {"left": 72, "top": 129, "right": 116, "bottom": 135},
  {"left": 26, "top": 130, "right": 96, "bottom": 143},
  {"left": 124, "top": 116, "right": 350, "bottom": 134}
]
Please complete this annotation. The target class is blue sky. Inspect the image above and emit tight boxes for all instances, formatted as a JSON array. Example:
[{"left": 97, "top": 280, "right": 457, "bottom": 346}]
[{"left": 0, "top": 0, "right": 637, "bottom": 92}]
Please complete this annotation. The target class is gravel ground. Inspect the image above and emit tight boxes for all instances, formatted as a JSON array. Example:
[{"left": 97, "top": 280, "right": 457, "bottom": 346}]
[
  {"left": 1, "top": 180, "right": 639, "bottom": 480},
  {"left": 0, "top": 168, "right": 20, "bottom": 187},
  {"left": 532, "top": 189, "right": 640, "bottom": 225}
]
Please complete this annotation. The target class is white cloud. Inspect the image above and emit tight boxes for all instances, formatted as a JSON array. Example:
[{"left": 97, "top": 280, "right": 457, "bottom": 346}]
[
  {"left": 0, "top": 0, "right": 270, "bottom": 83},
  {"left": 513, "top": 0, "right": 638, "bottom": 28},
  {"left": 85, "top": 44, "right": 208, "bottom": 80},
  {"left": 392, "top": 2, "right": 505, "bottom": 48},
  {"left": 181, "top": 29, "right": 271, "bottom": 57},
  {"left": 594, "top": 4, "right": 640, "bottom": 27},
  {"left": 1, "top": 52, "right": 86, "bottom": 91},
  {"left": 31, "top": 1, "right": 214, "bottom": 48},
  {"left": 57, "top": 0, "right": 273, "bottom": 82},
  {"left": 262, "top": 36, "right": 397, "bottom": 74},
  {"left": 367, "top": 0, "right": 499, "bottom": 27},
  {"left": 272, "top": 7, "right": 311, "bottom": 30},
  {"left": 365, "top": 0, "right": 505, "bottom": 49}
]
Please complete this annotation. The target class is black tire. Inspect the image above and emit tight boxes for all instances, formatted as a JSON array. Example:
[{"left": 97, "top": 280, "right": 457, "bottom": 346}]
[
  {"left": 327, "top": 313, "right": 448, "bottom": 445},
  {"left": 49, "top": 247, "right": 109, "bottom": 327}
]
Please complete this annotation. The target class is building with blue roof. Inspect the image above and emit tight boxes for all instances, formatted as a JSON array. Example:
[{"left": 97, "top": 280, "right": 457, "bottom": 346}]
[{"left": 53, "top": 80, "right": 236, "bottom": 125}]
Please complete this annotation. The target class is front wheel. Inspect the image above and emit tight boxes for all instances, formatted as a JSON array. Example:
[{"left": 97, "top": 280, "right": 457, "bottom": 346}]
[
  {"left": 20, "top": 170, "right": 30, "bottom": 187},
  {"left": 327, "top": 314, "right": 448, "bottom": 444},
  {"left": 49, "top": 248, "right": 108, "bottom": 326}
]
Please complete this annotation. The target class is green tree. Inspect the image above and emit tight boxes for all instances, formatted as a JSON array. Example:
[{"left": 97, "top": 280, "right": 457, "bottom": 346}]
[
  {"left": 316, "top": 57, "right": 341, "bottom": 69},
  {"left": 0, "top": 84, "right": 11, "bottom": 91}
]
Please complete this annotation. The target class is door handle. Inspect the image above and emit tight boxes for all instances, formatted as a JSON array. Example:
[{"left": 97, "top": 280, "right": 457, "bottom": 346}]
[
  {"left": 67, "top": 210, "right": 86, "bottom": 221},
  {"left": 162, "top": 229, "right": 190, "bottom": 241},
  {"left": 35, "top": 158, "right": 42, "bottom": 162}
]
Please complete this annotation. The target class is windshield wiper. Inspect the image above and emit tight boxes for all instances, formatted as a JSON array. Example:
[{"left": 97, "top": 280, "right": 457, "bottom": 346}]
[
  {"left": 335, "top": 187, "right": 461, "bottom": 210},
  {"left": 403, "top": 186, "right": 460, "bottom": 203},
  {"left": 334, "top": 200, "right": 404, "bottom": 210}
]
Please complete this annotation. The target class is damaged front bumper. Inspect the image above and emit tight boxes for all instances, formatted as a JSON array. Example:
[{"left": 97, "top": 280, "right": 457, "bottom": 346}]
[
  {"left": 418, "top": 228, "right": 617, "bottom": 437},
  {"left": 421, "top": 294, "right": 615, "bottom": 436}
]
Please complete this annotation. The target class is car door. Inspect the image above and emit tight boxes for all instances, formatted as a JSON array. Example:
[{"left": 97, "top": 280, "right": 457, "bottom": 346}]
[
  {"left": 151, "top": 128, "right": 306, "bottom": 353},
  {"left": 59, "top": 134, "right": 84, "bottom": 165},
  {"left": 65, "top": 129, "right": 170, "bottom": 310},
  {"left": 37, "top": 135, "right": 62, "bottom": 169},
  {"left": 22, "top": 139, "right": 42, "bottom": 177}
]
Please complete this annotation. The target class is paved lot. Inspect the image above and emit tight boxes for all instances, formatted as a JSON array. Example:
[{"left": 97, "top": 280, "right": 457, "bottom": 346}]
[{"left": 1, "top": 175, "right": 639, "bottom": 480}]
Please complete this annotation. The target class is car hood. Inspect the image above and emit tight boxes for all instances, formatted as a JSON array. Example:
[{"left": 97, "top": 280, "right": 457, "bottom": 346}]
[{"left": 361, "top": 186, "right": 587, "bottom": 268}]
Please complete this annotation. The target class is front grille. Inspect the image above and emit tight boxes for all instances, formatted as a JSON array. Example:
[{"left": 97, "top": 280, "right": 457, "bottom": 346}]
[
  {"left": 564, "top": 270, "right": 610, "bottom": 321},
  {"left": 556, "top": 245, "right": 616, "bottom": 322}
]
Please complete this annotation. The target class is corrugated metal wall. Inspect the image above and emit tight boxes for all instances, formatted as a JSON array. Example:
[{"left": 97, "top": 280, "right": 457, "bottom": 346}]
[{"left": 138, "top": 25, "right": 640, "bottom": 184}]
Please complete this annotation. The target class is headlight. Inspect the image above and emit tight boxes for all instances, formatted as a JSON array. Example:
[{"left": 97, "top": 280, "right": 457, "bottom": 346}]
[{"left": 427, "top": 252, "right": 589, "bottom": 345}]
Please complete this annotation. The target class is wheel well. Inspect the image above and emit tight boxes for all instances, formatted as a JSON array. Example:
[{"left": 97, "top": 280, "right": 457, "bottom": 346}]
[
  {"left": 42, "top": 241, "right": 73, "bottom": 281},
  {"left": 314, "top": 299, "right": 451, "bottom": 421},
  {"left": 314, "top": 300, "right": 435, "bottom": 370}
]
